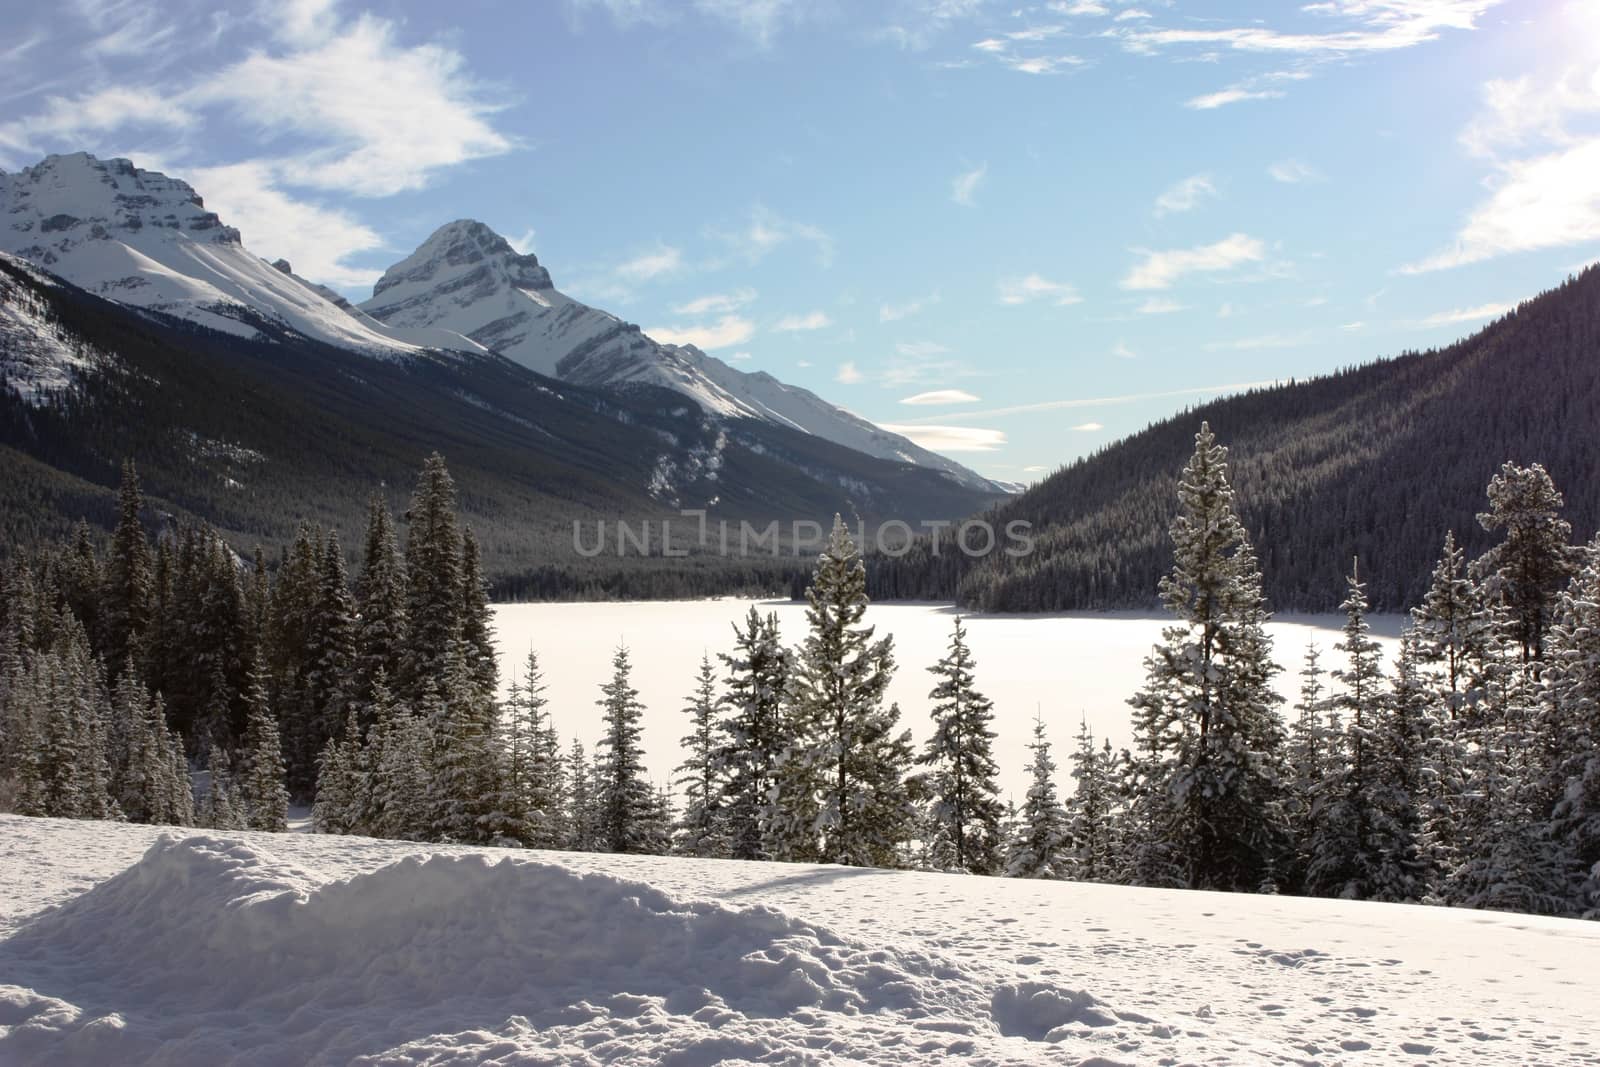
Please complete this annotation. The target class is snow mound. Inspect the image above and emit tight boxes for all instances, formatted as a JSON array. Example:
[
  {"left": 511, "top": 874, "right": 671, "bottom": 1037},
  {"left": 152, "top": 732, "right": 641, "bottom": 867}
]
[{"left": 0, "top": 835, "right": 1187, "bottom": 1064}]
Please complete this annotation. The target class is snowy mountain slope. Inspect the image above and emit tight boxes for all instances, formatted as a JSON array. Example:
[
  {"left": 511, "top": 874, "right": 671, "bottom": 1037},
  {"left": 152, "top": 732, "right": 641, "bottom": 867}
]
[
  {"left": 0, "top": 154, "right": 430, "bottom": 357},
  {"left": 0, "top": 252, "right": 111, "bottom": 404},
  {"left": 3, "top": 815, "right": 1597, "bottom": 1066},
  {"left": 360, "top": 220, "right": 1000, "bottom": 492}
]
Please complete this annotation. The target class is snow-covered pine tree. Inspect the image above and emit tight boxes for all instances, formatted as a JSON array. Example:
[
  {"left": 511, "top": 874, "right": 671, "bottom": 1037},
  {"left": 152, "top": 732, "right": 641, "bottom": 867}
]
[
  {"left": 202, "top": 745, "right": 243, "bottom": 830},
  {"left": 595, "top": 645, "right": 654, "bottom": 853},
  {"left": 238, "top": 667, "right": 289, "bottom": 832},
  {"left": 1285, "top": 642, "right": 1331, "bottom": 886},
  {"left": 354, "top": 495, "right": 408, "bottom": 720},
  {"left": 102, "top": 460, "right": 152, "bottom": 681},
  {"left": 313, "top": 706, "right": 366, "bottom": 834},
  {"left": 1126, "top": 422, "right": 1290, "bottom": 892},
  {"left": 501, "top": 650, "right": 562, "bottom": 848},
  {"left": 1306, "top": 562, "right": 1393, "bottom": 900},
  {"left": 428, "top": 654, "right": 507, "bottom": 844},
  {"left": 294, "top": 530, "right": 356, "bottom": 799},
  {"left": 400, "top": 454, "right": 464, "bottom": 704},
  {"left": 367, "top": 674, "right": 432, "bottom": 841},
  {"left": 786, "top": 515, "right": 897, "bottom": 867},
  {"left": 716, "top": 608, "right": 789, "bottom": 860},
  {"left": 458, "top": 527, "right": 497, "bottom": 705},
  {"left": 674, "top": 655, "right": 725, "bottom": 857},
  {"left": 1066, "top": 717, "right": 1118, "bottom": 882},
  {"left": 1410, "top": 532, "right": 1487, "bottom": 715},
  {"left": 1471, "top": 462, "right": 1578, "bottom": 664},
  {"left": 1368, "top": 631, "right": 1435, "bottom": 902},
  {"left": 1007, "top": 713, "right": 1071, "bottom": 879},
  {"left": 918, "top": 616, "right": 1005, "bottom": 874},
  {"left": 566, "top": 739, "right": 598, "bottom": 851}
]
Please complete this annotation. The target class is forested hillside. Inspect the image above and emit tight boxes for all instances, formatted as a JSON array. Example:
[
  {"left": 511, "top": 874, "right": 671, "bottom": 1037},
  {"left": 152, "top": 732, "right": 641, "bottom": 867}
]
[{"left": 872, "top": 266, "right": 1600, "bottom": 612}]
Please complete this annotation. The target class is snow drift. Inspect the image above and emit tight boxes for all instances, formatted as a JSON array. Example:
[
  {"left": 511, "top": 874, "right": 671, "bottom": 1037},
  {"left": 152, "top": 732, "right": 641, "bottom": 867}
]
[{"left": 0, "top": 834, "right": 1177, "bottom": 1064}]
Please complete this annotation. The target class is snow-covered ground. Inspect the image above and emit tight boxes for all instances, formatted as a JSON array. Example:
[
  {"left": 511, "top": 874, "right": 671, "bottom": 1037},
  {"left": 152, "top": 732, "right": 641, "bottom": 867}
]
[
  {"left": 2, "top": 814, "right": 1596, "bottom": 1065},
  {"left": 492, "top": 600, "right": 1404, "bottom": 803}
]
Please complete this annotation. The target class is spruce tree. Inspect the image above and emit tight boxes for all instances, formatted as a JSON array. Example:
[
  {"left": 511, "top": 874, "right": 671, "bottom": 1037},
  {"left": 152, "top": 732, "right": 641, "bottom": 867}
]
[
  {"left": 566, "top": 739, "right": 597, "bottom": 851},
  {"left": 919, "top": 616, "right": 1004, "bottom": 874},
  {"left": 459, "top": 527, "right": 497, "bottom": 704},
  {"left": 675, "top": 655, "right": 725, "bottom": 857},
  {"left": 102, "top": 460, "right": 152, "bottom": 681},
  {"left": 1066, "top": 718, "right": 1118, "bottom": 882},
  {"left": 595, "top": 645, "right": 653, "bottom": 853},
  {"left": 1008, "top": 714, "right": 1070, "bottom": 878},
  {"left": 238, "top": 667, "right": 289, "bottom": 831},
  {"left": 1126, "top": 423, "right": 1290, "bottom": 892},
  {"left": 502, "top": 650, "right": 561, "bottom": 847},
  {"left": 716, "top": 608, "right": 789, "bottom": 859},
  {"left": 1411, "top": 532, "right": 1487, "bottom": 714},
  {"left": 354, "top": 494, "right": 408, "bottom": 717},
  {"left": 400, "top": 454, "right": 463, "bottom": 702},
  {"left": 1472, "top": 462, "right": 1578, "bottom": 663},
  {"left": 787, "top": 516, "right": 896, "bottom": 866}
]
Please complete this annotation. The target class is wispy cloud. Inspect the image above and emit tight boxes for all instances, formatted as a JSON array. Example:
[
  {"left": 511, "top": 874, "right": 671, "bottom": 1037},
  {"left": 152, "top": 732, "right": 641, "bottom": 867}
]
[
  {"left": 1268, "top": 158, "right": 1321, "bottom": 183},
  {"left": 1202, "top": 331, "right": 1314, "bottom": 351},
  {"left": 878, "top": 424, "right": 1007, "bottom": 452},
  {"left": 615, "top": 243, "right": 684, "bottom": 281},
  {"left": 1403, "top": 51, "right": 1600, "bottom": 274},
  {"left": 774, "top": 310, "right": 831, "bottom": 331},
  {"left": 1121, "top": 233, "right": 1266, "bottom": 290},
  {"left": 714, "top": 205, "right": 835, "bottom": 267},
  {"left": 895, "top": 340, "right": 950, "bottom": 357},
  {"left": 645, "top": 315, "right": 756, "bottom": 350},
  {"left": 1136, "top": 297, "right": 1186, "bottom": 314},
  {"left": 507, "top": 228, "right": 538, "bottom": 255},
  {"left": 998, "top": 273, "right": 1081, "bottom": 306},
  {"left": 879, "top": 290, "right": 940, "bottom": 322},
  {"left": 900, "top": 388, "right": 980, "bottom": 406},
  {"left": 896, "top": 379, "right": 1284, "bottom": 422},
  {"left": 836, "top": 361, "right": 864, "bottom": 384},
  {"left": 1071, "top": 420, "right": 1103, "bottom": 431},
  {"left": 1114, "top": 3, "right": 1502, "bottom": 57},
  {"left": 673, "top": 288, "right": 757, "bottom": 315},
  {"left": 1186, "top": 87, "right": 1285, "bottom": 110},
  {"left": 1418, "top": 301, "right": 1514, "bottom": 327},
  {"left": 1154, "top": 173, "right": 1217, "bottom": 216},
  {"left": 950, "top": 161, "right": 987, "bottom": 205}
]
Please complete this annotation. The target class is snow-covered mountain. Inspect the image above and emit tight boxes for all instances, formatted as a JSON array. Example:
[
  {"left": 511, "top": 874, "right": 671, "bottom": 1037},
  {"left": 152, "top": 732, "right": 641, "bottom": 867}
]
[
  {"left": 0, "top": 153, "right": 476, "bottom": 357},
  {"left": 359, "top": 220, "right": 998, "bottom": 492}
]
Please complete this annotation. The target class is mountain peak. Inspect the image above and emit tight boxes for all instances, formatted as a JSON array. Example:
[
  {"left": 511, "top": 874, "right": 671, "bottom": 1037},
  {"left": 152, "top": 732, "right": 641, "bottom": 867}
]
[
  {"left": 2, "top": 151, "right": 237, "bottom": 249},
  {"left": 370, "top": 219, "right": 552, "bottom": 303}
]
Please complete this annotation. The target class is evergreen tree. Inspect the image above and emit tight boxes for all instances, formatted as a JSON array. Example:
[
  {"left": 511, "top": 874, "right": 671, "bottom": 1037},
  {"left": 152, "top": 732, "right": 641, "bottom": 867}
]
[
  {"left": 716, "top": 608, "right": 789, "bottom": 860},
  {"left": 367, "top": 675, "right": 431, "bottom": 841},
  {"left": 202, "top": 745, "right": 243, "bottom": 830},
  {"left": 400, "top": 454, "right": 463, "bottom": 702},
  {"left": 1066, "top": 718, "right": 1118, "bottom": 882},
  {"left": 428, "top": 656, "right": 506, "bottom": 844},
  {"left": 675, "top": 655, "right": 725, "bottom": 857},
  {"left": 1008, "top": 714, "right": 1070, "bottom": 878},
  {"left": 1539, "top": 536, "right": 1600, "bottom": 916},
  {"left": 313, "top": 706, "right": 366, "bottom": 834},
  {"left": 459, "top": 527, "right": 497, "bottom": 704},
  {"left": 502, "top": 650, "right": 562, "bottom": 847},
  {"left": 1411, "top": 532, "right": 1487, "bottom": 713},
  {"left": 102, "top": 460, "right": 152, "bottom": 680},
  {"left": 595, "top": 645, "right": 653, "bottom": 853},
  {"left": 918, "top": 616, "right": 1004, "bottom": 874},
  {"left": 354, "top": 495, "right": 408, "bottom": 718},
  {"left": 238, "top": 667, "right": 289, "bottom": 832},
  {"left": 1472, "top": 462, "right": 1578, "bottom": 663},
  {"left": 786, "top": 516, "right": 897, "bottom": 866},
  {"left": 565, "top": 739, "right": 597, "bottom": 851},
  {"left": 1126, "top": 423, "right": 1290, "bottom": 892}
]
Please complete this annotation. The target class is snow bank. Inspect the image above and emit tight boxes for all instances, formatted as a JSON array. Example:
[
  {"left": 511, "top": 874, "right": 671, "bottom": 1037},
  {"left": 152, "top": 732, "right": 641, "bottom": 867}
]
[{"left": 0, "top": 833, "right": 1182, "bottom": 1064}]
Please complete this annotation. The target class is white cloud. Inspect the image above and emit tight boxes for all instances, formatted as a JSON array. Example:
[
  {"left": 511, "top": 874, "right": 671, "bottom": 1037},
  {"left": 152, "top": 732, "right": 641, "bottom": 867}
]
[
  {"left": 895, "top": 379, "right": 1284, "bottom": 422},
  {"left": 774, "top": 310, "right": 831, "bottom": 331},
  {"left": 0, "top": 87, "right": 195, "bottom": 158},
  {"left": 1404, "top": 60, "right": 1600, "bottom": 273},
  {"left": 183, "top": 160, "right": 384, "bottom": 289},
  {"left": 998, "top": 273, "right": 1082, "bottom": 306},
  {"left": 77, "top": 0, "right": 180, "bottom": 57},
  {"left": 716, "top": 205, "right": 835, "bottom": 267},
  {"left": 192, "top": 13, "right": 513, "bottom": 198},
  {"left": 673, "top": 288, "right": 756, "bottom": 315},
  {"left": 1136, "top": 297, "right": 1186, "bottom": 314},
  {"left": 879, "top": 291, "right": 940, "bottom": 322},
  {"left": 895, "top": 340, "right": 950, "bottom": 357},
  {"left": 1115, "top": 3, "right": 1503, "bottom": 57},
  {"left": 1202, "top": 332, "right": 1314, "bottom": 351},
  {"left": 1154, "top": 173, "right": 1217, "bottom": 215},
  {"left": 1186, "top": 87, "right": 1285, "bottom": 110},
  {"left": 573, "top": 0, "right": 807, "bottom": 45},
  {"left": 729, "top": 350, "right": 753, "bottom": 362},
  {"left": 901, "top": 389, "right": 981, "bottom": 405},
  {"left": 1419, "top": 301, "right": 1514, "bottom": 327},
  {"left": 644, "top": 315, "right": 755, "bottom": 350},
  {"left": 877, "top": 424, "right": 1007, "bottom": 452},
  {"left": 615, "top": 243, "right": 684, "bottom": 281},
  {"left": 1112, "top": 340, "right": 1137, "bottom": 360},
  {"left": 1071, "top": 421, "right": 1104, "bottom": 431},
  {"left": 508, "top": 229, "right": 538, "bottom": 255},
  {"left": 1268, "top": 158, "right": 1321, "bottom": 183},
  {"left": 835, "top": 361, "right": 864, "bottom": 384},
  {"left": 1120, "top": 233, "right": 1266, "bottom": 290},
  {"left": 950, "top": 162, "right": 987, "bottom": 205}
]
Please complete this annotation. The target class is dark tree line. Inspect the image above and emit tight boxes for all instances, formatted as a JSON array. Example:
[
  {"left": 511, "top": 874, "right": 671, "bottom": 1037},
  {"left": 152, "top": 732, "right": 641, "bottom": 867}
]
[{"left": 2, "top": 433, "right": 1596, "bottom": 919}]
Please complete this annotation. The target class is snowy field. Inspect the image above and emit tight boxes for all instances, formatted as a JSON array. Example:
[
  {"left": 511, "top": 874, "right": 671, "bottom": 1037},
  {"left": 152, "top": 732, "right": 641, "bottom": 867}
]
[
  {"left": 491, "top": 600, "right": 1405, "bottom": 803},
  {"left": 2, "top": 814, "right": 1597, "bottom": 1065}
]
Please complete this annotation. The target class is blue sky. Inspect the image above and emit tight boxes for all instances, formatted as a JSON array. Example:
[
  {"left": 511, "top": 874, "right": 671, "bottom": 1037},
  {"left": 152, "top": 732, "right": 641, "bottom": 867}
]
[{"left": 2, "top": 0, "right": 1597, "bottom": 481}]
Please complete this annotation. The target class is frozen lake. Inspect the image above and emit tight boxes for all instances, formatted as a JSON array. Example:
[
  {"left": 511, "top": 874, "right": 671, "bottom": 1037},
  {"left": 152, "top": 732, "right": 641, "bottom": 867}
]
[{"left": 492, "top": 600, "right": 1405, "bottom": 806}]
